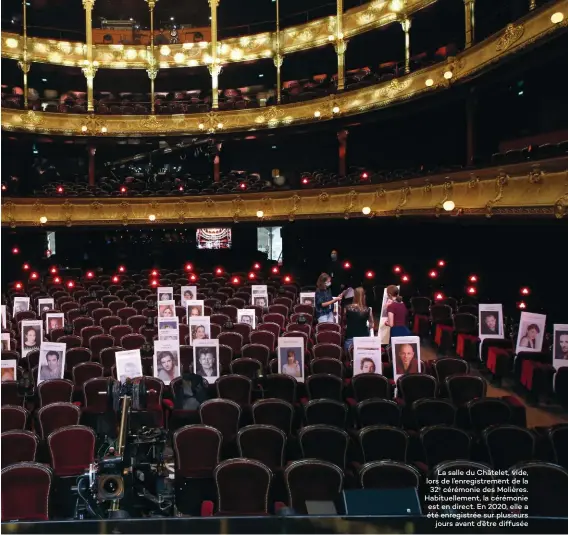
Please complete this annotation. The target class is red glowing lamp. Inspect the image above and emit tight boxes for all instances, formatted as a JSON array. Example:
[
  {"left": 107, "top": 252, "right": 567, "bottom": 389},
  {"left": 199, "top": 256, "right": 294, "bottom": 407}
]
[
  {"left": 86, "top": 271, "right": 94, "bottom": 279},
  {"left": 429, "top": 270, "right": 438, "bottom": 279},
  {"left": 179, "top": 186, "right": 184, "bottom": 192},
  {"left": 271, "top": 266, "right": 279, "bottom": 274},
  {"left": 215, "top": 267, "right": 223, "bottom": 275},
  {"left": 518, "top": 301, "right": 527, "bottom": 310},
  {"left": 150, "top": 279, "right": 159, "bottom": 287},
  {"left": 365, "top": 271, "right": 375, "bottom": 279},
  {"left": 112, "top": 275, "right": 120, "bottom": 283},
  {"left": 66, "top": 280, "right": 75, "bottom": 289},
  {"left": 467, "top": 286, "right": 477, "bottom": 295},
  {"left": 361, "top": 172, "right": 369, "bottom": 180},
  {"left": 189, "top": 274, "right": 197, "bottom": 282},
  {"left": 53, "top": 276, "right": 61, "bottom": 284},
  {"left": 30, "top": 272, "right": 39, "bottom": 280},
  {"left": 151, "top": 270, "right": 158, "bottom": 277},
  {"left": 401, "top": 274, "right": 410, "bottom": 283},
  {"left": 12, "top": 247, "right": 19, "bottom": 255},
  {"left": 343, "top": 261, "right": 351, "bottom": 269},
  {"left": 56, "top": 186, "right": 64, "bottom": 194},
  {"left": 520, "top": 287, "right": 530, "bottom": 296},
  {"left": 239, "top": 182, "right": 247, "bottom": 190},
  {"left": 283, "top": 275, "right": 292, "bottom": 283},
  {"left": 437, "top": 260, "right": 446, "bottom": 267},
  {"left": 184, "top": 263, "right": 193, "bottom": 272},
  {"left": 1, "top": 184, "right": 7, "bottom": 191},
  {"left": 120, "top": 186, "right": 127, "bottom": 193},
  {"left": 50, "top": 266, "right": 58, "bottom": 275},
  {"left": 435, "top": 292, "right": 445, "bottom": 301},
  {"left": 118, "top": 265, "right": 126, "bottom": 273},
  {"left": 393, "top": 265, "right": 402, "bottom": 274},
  {"left": 248, "top": 272, "right": 256, "bottom": 280},
  {"left": 301, "top": 177, "right": 309, "bottom": 185},
  {"left": 469, "top": 275, "right": 478, "bottom": 283},
  {"left": 232, "top": 276, "right": 240, "bottom": 285},
  {"left": 14, "top": 282, "right": 23, "bottom": 290},
  {"left": 253, "top": 263, "right": 261, "bottom": 270},
  {"left": 22, "top": 263, "right": 30, "bottom": 271}
]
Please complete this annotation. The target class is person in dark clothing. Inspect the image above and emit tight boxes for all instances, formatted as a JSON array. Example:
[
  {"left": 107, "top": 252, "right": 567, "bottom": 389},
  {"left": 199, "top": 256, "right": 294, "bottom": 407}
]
[
  {"left": 326, "top": 249, "right": 344, "bottom": 296},
  {"left": 344, "top": 287, "right": 374, "bottom": 353},
  {"left": 315, "top": 272, "right": 343, "bottom": 324},
  {"left": 385, "top": 284, "right": 410, "bottom": 338}
]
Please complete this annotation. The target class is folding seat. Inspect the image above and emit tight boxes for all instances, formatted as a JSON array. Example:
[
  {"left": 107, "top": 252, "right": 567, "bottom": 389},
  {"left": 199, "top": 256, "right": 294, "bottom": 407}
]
[
  {"left": 219, "top": 305, "right": 238, "bottom": 322},
  {"left": 356, "top": 399, "right": 401, "bottom": 428},
  {"left": 108, "top": 301, "right": 128, "bottom": 315},
  {"left": 316, "top": 330, "right": 342, "bottom": 346},
  {"left": 230, "top": 358, "right": 262, "bottom": 379},
  {"left": 316, "top": 323, "right": 341, "bottom": 335},
  {"left": 304, "top": 399, "right": 347, "bottom": 427},
  {"left": 38, "top": 379, "right": 74, "bottom": 407},
  {"left": 412, "top": 398, "right": 456, "bottom": 428},
  {"left": 1, "top": 381, "right": 23, "bottom": 406},
  {"left": 132, "top": 300, "right": 148, "bottom": 314},
  {"left": 1, "top": 405, "right": 28, "bottom": 432},
  {"left": 357, "top": 425, "right": 408, "bottom": 463},
  {"left": 467, "top": 398, "right": 511, "bottom": 434},
  {"left": 216, "top": 374, "right": 252, "bottom": 408},
  {"left": 199, "top": 399, "right": 241, "bottom": 443},
  {"left": 227, "top": 298, "right": 245, "bottom": 309},
  {"left": 258, "top": 321, "right": 282, "bottom": 340},
  {"left": 446, "top": 374, "right": 486, "bottom": 406},
  {"left": 549, "top": 425, "right": 568, "bottom": 470},
  {"left": 82, "top": 377, "right": 115, "bottom": 414},
  {"left": 58, "top": 334, "right": 82, "bottom": 349},
  {"left": 294, "top": 304, "right": 314, "bottom": 316},
  {"left": 241, "top": 343, "right": 270, "bottom": 367},
  {"left": 310, "top": 358, "right": 343, "bottom": 378},
  {"left": 250, "top": 330, "right": 276, "bottom": 352},
  {"left": 274, "top": 297, "right": 293, "bottom": 310},
  {"left": 453, "top": 313, "right": 479, "bottom": 360},
  {"left": 410, "top": 296, "right": 431, "bottom": 337},
  {"left": 202, "top": 459, "right": 273, "bottom": 516},
  {"left": 229, "top": 323, "right": 251, "bottom": 345},
  {"left": 72, "top": 362, "right": 104, "bottom": 393},
  {"left": 237, "top": 425, "right": 286, "bottom": 470},
  {"left": 100, "top": 316, "right": 121, "bottom": 334},
  {"left": 431, "top": 357, "right": 469, "bottom": 396},
  {"left": 217, "top": 332, "right": 244, "bottom": 358},
  {"left": 268, "top": 304, "right": 288, "bottom": 319},
  {"left": 109, "top": 325, "right": 133, "bottom": 345},
  {"left": 65, "top": 347, "right": 92, "bottom": 372},
  {"left": 420, "top": 425, "right": 471, "bottom": 468},
  {"left": 350, "top": 374, "right": 390, "bottom": 404},
  {"left": 1, "top": 430, "right": 39, "bottom": 467},
  {"left": 299, "top": 425, "right": 349, "bottom": 469},
  {"left": 99, "top": 346, "right": 123, "bottom": 376},
  {"left": 284, "top": 460, "right": 343, "bottom": 514},
  {"left": 290, "top": 312, "right": 314, "bottom": 325},
  {"left": 264, "top": 374, "right": 297, "bottom": 404},
  {"left": 306, "top": 373, "right": 343, "bottom": 401},
  {"left": 210, "top": 313, "right": 230, "bottom": 327},
  {"left": 120, "top": 333, "right": 145, "bottom": 351},
  {"left": 1, "top": 462, "right": 52, "bottom": 521},
  {"left": 511, "top": 461, "right": 568, "bottom": 517},
  {"left": 286, "top": 323, "right": 311, "bottom": 339},
  {"left": 127, "top": 314, "right": 147, "bottom": 332},
  {"left": 359, "top": 460, "right": 421, "bottom": 489},
  {"left": 37, "top": 402, "right": 81, "bottom": 439},
  {"left": 174, "top": 424, "right": 222, "bottom": 483},
  {"left": 252, "top": 398, "right": 294, "bottom": 436},
  {"left": 84, "top": 301, "right": 104, "bottom": 316},
  {"left": 484, "top": 425, "right": 535, "bottom": 469},
  {"left": 72, "top": 316, "right": 94, "bottom": 336},
  {"left": 397, "top": 374, "right": 437, "bottom": 406},
  {"left": 88, "top": 334, "right": 114, "bottom": 362},
  {"left": 48, "top": 425, "right": 95, "bottom": 476},
  {"left": 312, "top": 343, "right": 342, "bottom": 361}
]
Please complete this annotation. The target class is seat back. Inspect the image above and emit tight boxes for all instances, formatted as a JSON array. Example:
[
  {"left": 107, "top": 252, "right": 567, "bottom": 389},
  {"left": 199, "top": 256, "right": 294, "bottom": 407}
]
[
  {"left": 357, "top": 399, "right": 402, "bottom": 428},
  {"left": 1, "top": 430, "right": 39, "bottom": 468},
  {"left": 1, "top": 405, "right": 28, "bottom": 432},
  {"left": 420, "top": 425, "right": 471, "bottom": 466},
  {"left": 47, "top": 425, "right": 96, "bottom": 476},
  {"left": 360, "top": 460, "right": 421, "bottom": 489},
  {"left": 298, "top": 424, "right": 349, "bottom": 468},
  {"left": 359, "top": 425, "right": 408, "bottom": 463},
  {"left": 237, "top": 425, "right": 286, "bottom": 469},
  {"left": 37, "top": 402, "right": 81, "bottom": 439},
  {"left": 199, "top": 399, "right": 241, "bottom": 441},
  {"left": 173, "top": 424, "right": 222, "bottom": 478}
]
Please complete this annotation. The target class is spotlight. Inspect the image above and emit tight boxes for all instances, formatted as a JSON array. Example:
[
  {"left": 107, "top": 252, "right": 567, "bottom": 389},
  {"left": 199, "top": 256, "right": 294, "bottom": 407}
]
[
  {"left": 435, "top": 292, "right": 445, "bottom": 301},
  {"left": 443, "top": 200, "right": 455, "bottom": 211},
  {"left": 49, "top": 267, "right": 58, "bottom": 274},
  {"left": 444, "top": 70, "right": 453, "bottom": 80},
  {"left": 466, "top": 286, "right": 477, "bottom": 295},
  {"left": 365, "top": 270, "right": 375, "bottom": 279},
  {"left": 248, "top": 272, "right": 256, "bottom": 280},
  {"left": 437, "top": 260, "right": 446, "bottom": 267},
  {"left": 256, "top": 210, "right": 264, "bottom": 218},
  {"left": 518, "top": 301, "right": 527, "bottom": 310},
  {"left": 15, "top": 282, "right": 23, "bottom": 290},
  {"left": 429, "top": 270, "right": 438, "bottom": 279},
  {"left": 30, "top": 272, "right": 39, "bottom": 280},
  {"left": 362, "top": 206, "right": 371, "bottom": 215},
  {"left": 271, "top": 266, "right": 279, "bottom": 274},
  {"left": 253, "top": 263, "right": 261, "bottom": 270},
  {"left": 520, "top": 287, "right": 530, "bottom": 296},
  {"left": 425, "top": 78, "right": 434, "bottom": 87},
  {"left": 468, "top": 275, "right": 478, "bottom": 283},
  {"left": 551, "top": 12, "right": 564, "bottom": 24},
  {"left": 184, "top": 263, "right": 193, "bottom": 272},
  {"left": 283, "top": 275, "right": 292, "bottom": 283},
  {"left": 301, "top": 177, "right": 309, "bottom": 185},
  {"left": 189, "top": 274, "right": 197, "bottom": 282},
  {"left": 53, "top": 276, "right": 61, "bottom": 284},
  {"left": 343, "top": 261, "right": 351, "bottom": 269},
  {"left": 120, "top": 186, "right": 127, "bottom": 193},
  {"left": 66, "top": 280, "right": 75, "bottom": 289},
  {"left": 22, "top": 263, "right": 30, "bottom": 270},
  {"left": 12, "top": 247, "right": 20, "bottom": 254},
  {"left": 56, "top": 186, "right": 64, "bottom": 194},
  {"left": 215, "top": 267, "right": 223, "bottom": 275},
  {"left": 401, "top": 274, "right": 410, "bottom": 283},
  {"left": 112, "top": 275, "right": 120, "bottom": 283},
  {"left": 39, "top": 216, "right": 48, "bottom": 224},
  {"left": 86, "top": 271, "right": 95, "bottom": 279},
  {"left": 393, "top": 265, "right": 402, "bottom": 274},
  {"left": 149, "top": 214, "right": 156, "bottom": 222},
  {"left": 232, "top": 276, "right": 240, "bottom": 285}
]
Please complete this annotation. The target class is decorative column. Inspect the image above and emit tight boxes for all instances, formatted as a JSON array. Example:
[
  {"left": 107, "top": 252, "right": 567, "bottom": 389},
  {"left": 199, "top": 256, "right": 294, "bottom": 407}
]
[
  {"left": 338, "top": 130, "right": 348, "bottom": 177},
  {"left": 464, "top": 0, "right": 475, "bottom": 49},
  {"left": 400, "top": 17, "right": 411, "bottom": 74},
  {"left": 88, "top": 145, "right": 96, "bottom": 186},
  {"left": 146, "top": 0, "right": 158, "bottom": 114},
  {"left": 273, "top": 0, "right": 283, "bottom": 104},
  {"left": 82, "top": 0, "right": 97, "bottom": 112},
  {"left": 334, "top": 0, "right": 347, "bottom": 91},
  {"left": 208, "top": 0, "right": 221, "bottom": 110},
  {"left": 18, "top": 0, "right": 30, "bottom": 109},
  {"left": 529, "top": 0, "right": 536, "bottom": 10}
]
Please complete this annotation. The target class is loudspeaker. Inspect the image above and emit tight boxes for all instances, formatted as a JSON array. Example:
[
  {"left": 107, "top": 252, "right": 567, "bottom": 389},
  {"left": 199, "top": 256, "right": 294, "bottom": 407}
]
[{"left": 342, "top": 488, "right": 421, "bottom": 516}]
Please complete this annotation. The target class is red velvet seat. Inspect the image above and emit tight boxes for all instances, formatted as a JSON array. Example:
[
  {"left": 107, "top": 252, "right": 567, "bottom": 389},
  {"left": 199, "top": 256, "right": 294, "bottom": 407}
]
[
  {"left": 467, "top": 397, "right": 512, "bottom": 433},
  {"left": 262, "top": 313, "right": 286, "bottom": 331},
  {"left": 349, "top": 373, "right": 391, "bottom": 405},
  {"left": 312, "top": 343, "right": 342, "bottom": 361},
  {"left": 230, "top": 357, "right": 262, "bottom": 379},
  {"left": 1, "top": 381, "right": 23, "bottom": 406},
  {"left": 120, "top": 333, "right": 145, "bottom": 351},
  {"left": 549, "top": 425, "right": 568, "bottom": 470},
  {"left": 100, "top": 316, "right": 121, "bottom": 334},
  {"left": 83, "top": 377, "right": 115, "bottom": 413},
  {"left": 38, "top": 402, "right": 81, "bottom": 439},
  {"left": 38, "top": 379, "right": 74, "bottom": 408},
  {"left": 412, "top": 398, "right": 456, "bottom": 428},
  {"left": 431, "top": 357, "right": 469, "bottom": 396},
  {"left": 315, "top": 330, "right": 342, "bottom": 346},
  {"left": 230, "top": 323, "right": 252, "bottom": 345},
  {"left": 264, "top": 374, "right": 297, "bottom": 404},
  {"left": 304, "top": 399, "right": 347, "bottom": 427},
  {"left": 65, "top": 347, "right": 92, "bottom": 371},
  {"left": 252, "top": 398, "right": 294, "bottom": 436},
  {"left": 420, "top": 425, "right": 471, "bottom": 467},
  {"left": 88, "top": 334, "right": 115, "bottom": 362},
  {"left": 72, "top": 316, "right": 94, "bottom": 336},
  {"left": 290, "top": 312, "right": 314, "bottom": 325},
  {"left": 484, "top": 425, "right": 536, "bottom": 469},
  {"left": 48, "top": 425, "right": 95, "bottom": 476},
  {"left": 99, "top": 346, "right": 123, "bottom": 375},
  {"left": 57, "top": 334, "right": 82, "bottom": 349},
  {"left": 241, "top": 343, "right": 270, "bottom": 367},
  {"left": 127, "top": 314, "right": 147, "bottom": 332},
  {"left": 446, "top": 374, "right": 486, "bottom": 406},
  {"left": 1, "top": 462, "right": 52, "bottom": 521},
  {"left": 174, "top": 424, "right": 222, "bottom": 478},
  {"left": 199, "top": 399, "right": 241, "bottom": 443},
  {"left": 359, "top": 460, "right": 421, "bottom": 489},
  {"left": 397, "top": 374, "right": 437, "bottom": 406},
  {"left": 92, "top": 307, "right": 113, "bottom": 325},
  {"left": 310, "top": 357, "right": 343, "bottom": 378},
  {"left": 210, "top": 313, "right": 230, "bottom": 327},
  {"left": 237, "top": 425, "right": 286, "bottom": 470},
  {"left": 250, "top": 330, "right": 276, "bottom": 352},
  {"left": 218, "top": 332, "right": 244, "bottom": 358},
  {"left": 1, "top": 430, "right": 39, "bottom": 468},
  {"left": 356, "top": 399, "right": 401, "bottom": 428},
  {"left": 216, "top": 374, "right": 252, "bottom": 407},
  {"left": 358, "top": 425, "right": 408, "bottom": 463},
  {"left": 298, "top": 424, "right": 349, "bottom": 469},
  {"left": 80, "top": 325, "right": 104, "bottom": 349},
  {"left": 118, "top": 307, "right": 137, "bottom": 323},
  {"left": 1, "top": 405, "right": 28, "bottom": 432},
  {"left": 306, "top": 373, "right": 343, "bottom": 401}
]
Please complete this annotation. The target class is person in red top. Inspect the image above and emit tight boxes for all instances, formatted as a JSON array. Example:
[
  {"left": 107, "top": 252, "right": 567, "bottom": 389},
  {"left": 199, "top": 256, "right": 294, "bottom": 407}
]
[{"left": 385, "top": 284, "right": 410, "bottom": 338}]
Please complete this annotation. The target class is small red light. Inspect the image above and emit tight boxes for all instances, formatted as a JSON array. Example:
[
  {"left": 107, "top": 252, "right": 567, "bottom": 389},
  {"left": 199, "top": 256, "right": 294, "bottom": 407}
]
[
  {"left": 189, "top": 274, "right": 197, "bottom": 282},
  {"left": 520, "top": 287, "right": 530, "bottom": 296},
  {"left": 53, "top": 276, "right": 61, "bottom": 284},
  {"left": 215, "top": 268, "right": 223, "bottom": 275},
  {"left": 112, "top": 275, "right": 120, "bottom": 283},
  {"left": 469, "top": 275, "right": 478, "bottom": 283},
  {"left": 232, "top": 277, "right": 240, "bottom": 285},
  {"left": 1, "top": 184, "right": 6, "bottom": 191},
  {"left": 86, "top": 271, "right": 94, "bottom": 279},
  {"left": 283, "top": 275, "right": 292, "bottom": 283},
  {"left": 185, "top": 263, "right": 193, "bottom": 272},
  {"left": 437, "top": 260, "right": 446, "bottom": 267},
  {"left": 467, "top": 286, "right": 477, "bottom": 295},
  {"left": 50, "top": 267, "right": 58, "bottom": 275},
  {"left": 435, "top": 292, "right": 445, "bottom": 301},
  {"left": 248, "top": 272, "right": 256, "bottom": 280},
  {"left": 12, "top": 247, "right": 19, "bottom": 255},
  {"left": 393, "top": 265, "right": 402, "bottom": 274},
  {"left": 253, "top": 263, "right": 261, "bottom": 270},
  {"left": 239, "top": 182, "right": 246, "bottom": 190},
  {"left": 301, "top": 177, "right": 309, "bottom": 185},
  {"left": 56, "top": 186, "right": 64, "bottom": 194},
  {"left": 150, "top": 280, "right": 159, "bottom": 287},
  {"left": 15, "top": 282, "right": 23, "bottom": 290},
  {"left": 365, "top": 271, "right": 375, "bottom": 279},
  {"left": 179, "top": 186, "right": 184, "bottom": 191},
  {"left": 118, "top": 265, "right": 126, "bottom": 273},
  {"left": 429, "top": 270, "right": 438, "bottom": 279},
  {"left": 343, "top": 261, "right": 351, "bottom": 269},
  {"left": 361, "top": 172, "right": 369, "bottom": 179},
  {"left": 22, "top": 263, "right": 30, "bottom": 271},
  {"left": 66, "top": 280, "right": 75, "bottom": 289},
  {"left": 518, "top": 301, "right": 527, "bottom": 309},
  {"left": 30, "top": 272, "right": 39, "bottom": 280},
  {"left": 120, "top": 186, "right": 127, "bottom": 193},
  {"left": 401, "top": 274, "right": 410, "bottom": 282},
  {"left": 151, "top": 270, "right": 158, "bottom": 277},
  {"left": 271, "top": 266, "right": 279, "bottom": 274}
]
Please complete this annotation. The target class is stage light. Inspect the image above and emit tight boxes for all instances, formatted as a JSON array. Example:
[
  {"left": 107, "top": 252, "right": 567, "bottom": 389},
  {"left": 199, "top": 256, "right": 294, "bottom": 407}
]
[
  {"left": 12, "top": 247, "right": 19, "bottom": 254},
  {"left": 401, "top": 274, "right": 410, "bottom": 283},
  {"left": 112, "top": 275, "right": 120, "bottom": 283},
  {"left": 239, "top": 182, "right": 247, "bottom": 190},
  {"left": 15, "top": 282, "right": 23, "bottom": 290},
  {"left": 468, "top": 275, "right": 478, "bottom": 283},
  {"left": 149, "top": 214, "right": 156, "bottom": 222},
  {"left": 248, "top": 272, "right": 256, "bottom": 280},
  {"left": 362, "top": 206, "right": 371, "bottom": 215},
  {"left": 343, "top": 261, "right": 351, "bottom": 269},
  {"left": 520, "top": 287, "right": 530, "bottom": 296},
  {"left": 56, "top": 186, "right": 64, "bottom": 194},
  {"left": 22, "top": 263, "right": 30, "bottom": 270},
  {"left": 39, "top": 216, "right": 48, "bottom": 224},
  {"left": 185, "top": 263, "right": 193, "bottom": 272},
  {"left": 283, "top": 275, "right": 292, "bottom": 283},
  {"left": 50, "top": 266, "right": 58, "bottom": 274},
  {"left": 66, "top": 280, "right": 75, "bottom": 289},
  {"left": 53, "top": 276, "right": 61, "bottom": 284},
  {"left": 551, "top": 12, "right": 564, "bottom": 24},
  {"left": 86, "top": 271, "right": 94, "bottom": 279},
  {"left": 393, "top": 265, "right": 402, "bottom": 274},
  {"left": 425, "top": 78, "right": 434, "bottom": 87},
  {"left": 444, "top": 70, "right": 453, "bottom": 80},
  {"left": 253, "top": 263, "right": 261, "bottom": 270},
  {"left": 518, "top": 301, "right": 527, "bottom": 310},
  {"left": 256, "top": 210, "right": 264, "bottom": 218},
  {"left": 150, "top": 279, "right": 159, "bottom": 287},
  {"left": 437, "top": 260, "right": 446, "bottom": 267},
  {"left": 189, "top": 274, "right": 197, "bottom": 282},
  {"left": 467, "top": 286, "right": 477, "bottom": 295},
  {"left": 272, "top": 266, "right": 279, "bottom": 274},
  {"left": 232, "top": 276, "right": 240, "bottom": 285},
  {"left": 301, "top": 177, "right": 309, "bottom": 185},
  {"left": 429, "top": 270, "right": 438, "bottom": 278},
  {"left": 365, "top": 270, "right": 375, "bottom": 279},
  {"left": 361, "top": 172, "right": 369, "bottom": 180},
  {"left": 151, "top": 270, "right": 159, "bottom": 277},
  {"left": 215, "top": 267, "right": 223, "bottom": 275},
  {"left": 30, "top": 272, "right": 39, "bottom": 280},
  {"left": 120, "top": 186, "right": 127, "bottom": 193},
  {"left": 443, "top": 200, "right": 455, "bottom": 211}
]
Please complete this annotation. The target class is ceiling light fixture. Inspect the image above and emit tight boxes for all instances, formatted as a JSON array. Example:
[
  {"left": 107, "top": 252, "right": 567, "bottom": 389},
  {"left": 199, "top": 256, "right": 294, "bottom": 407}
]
[
  {"left": 362, "top": 206, "right": 371, "bottom": 215},
  {"left": 425, "top": 78, "right": 434, "bottom": 87},
  {"left": 551, "top": 12, "right": 564, "bottom": 24},
  {"left": 443, "top": 200, "right": 455, "bottom": 211}
]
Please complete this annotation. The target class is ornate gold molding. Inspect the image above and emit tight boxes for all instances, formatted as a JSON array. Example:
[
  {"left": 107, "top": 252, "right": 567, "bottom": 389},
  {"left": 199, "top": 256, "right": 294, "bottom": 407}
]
[
  {"left": 3, "top": 160, "right": 567, "bottom": 227},
  {"left": 1, "top": 0, "right": 435, "bottom": 69},
  {"left": 2, "top": 1, "right": 565, "bottom": 137}
]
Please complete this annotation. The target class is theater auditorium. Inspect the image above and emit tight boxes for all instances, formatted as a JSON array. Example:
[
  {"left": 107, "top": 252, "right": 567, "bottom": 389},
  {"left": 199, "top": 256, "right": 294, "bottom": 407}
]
[{"left": 1, "top": 0, "right": 568, "bottom": 532}]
